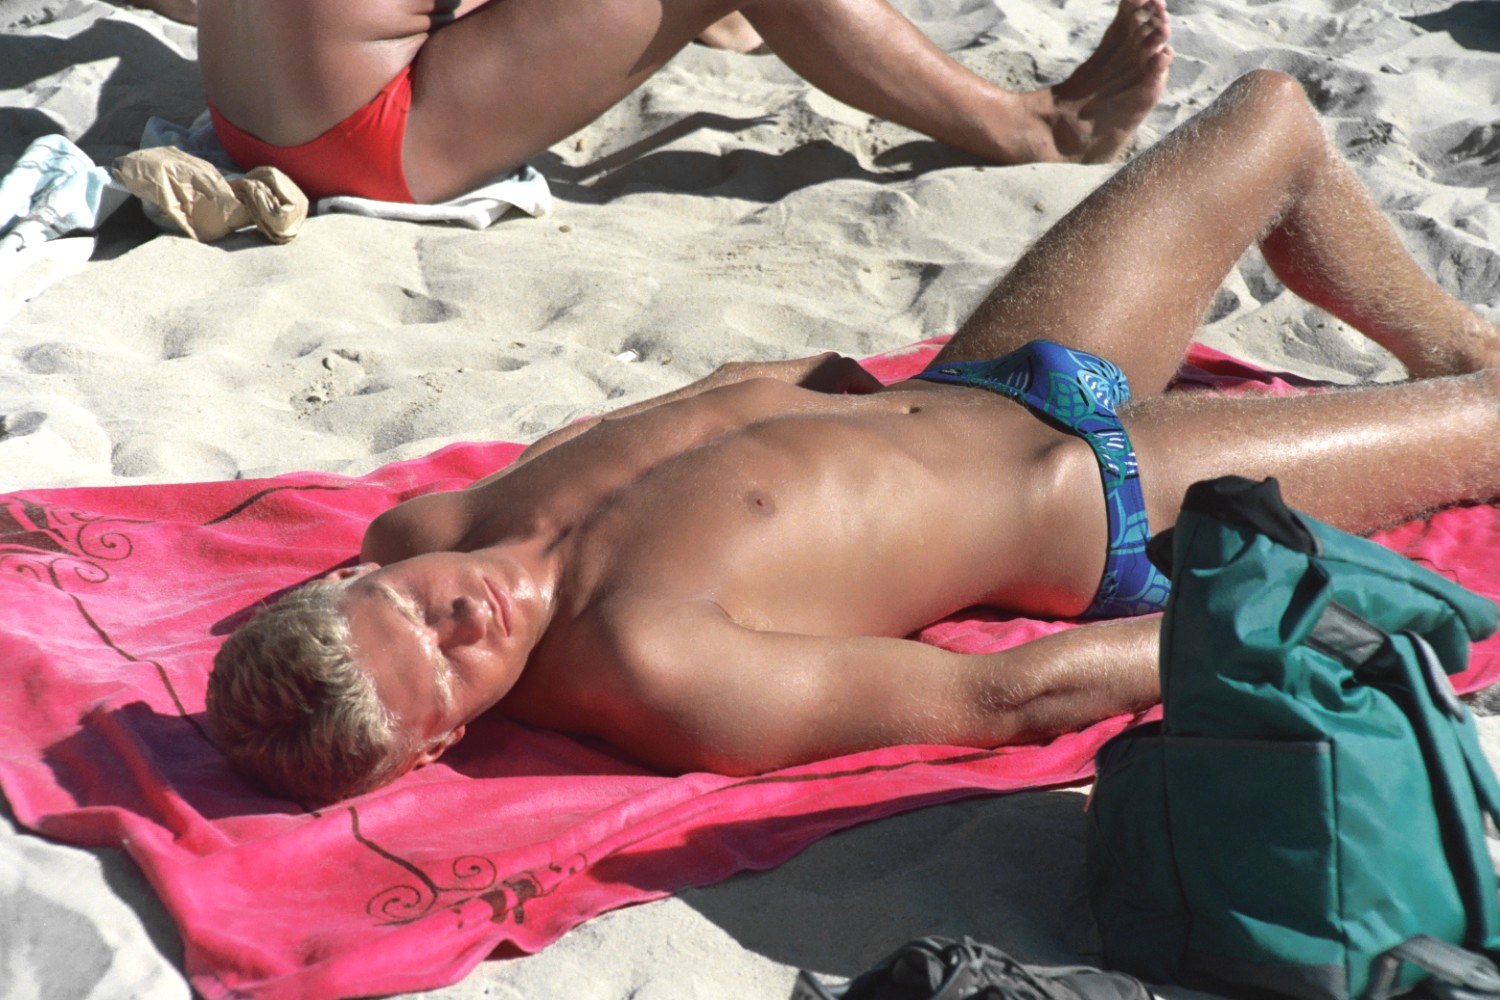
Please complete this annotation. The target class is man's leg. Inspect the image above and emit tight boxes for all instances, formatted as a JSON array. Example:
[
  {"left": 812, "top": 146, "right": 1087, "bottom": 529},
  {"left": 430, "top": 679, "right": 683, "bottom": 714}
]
[
  {"left": 936, "top": 69, "right": 1499, "bottom": 392},
  {"left": 403, "top": 0, "right": 1172, "bottom": 201},
  {"left": 1125, "top": 370, "right": 1498, "bottom": 536}
]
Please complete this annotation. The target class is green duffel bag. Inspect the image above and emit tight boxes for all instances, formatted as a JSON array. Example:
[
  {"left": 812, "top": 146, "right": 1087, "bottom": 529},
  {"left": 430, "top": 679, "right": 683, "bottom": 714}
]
[{"left": 1086, "top": 476, "right": 1500, "bottom": 1000}]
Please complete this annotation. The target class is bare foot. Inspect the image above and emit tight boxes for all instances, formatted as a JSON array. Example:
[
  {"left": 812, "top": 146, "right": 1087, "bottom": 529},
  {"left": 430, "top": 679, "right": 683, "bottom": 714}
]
[
  {"left": 1041, "top": 0, "right": 1172, "bottom": 163},
  {"left": 696, "top": 12, "right": 767, "bottom": 55}
]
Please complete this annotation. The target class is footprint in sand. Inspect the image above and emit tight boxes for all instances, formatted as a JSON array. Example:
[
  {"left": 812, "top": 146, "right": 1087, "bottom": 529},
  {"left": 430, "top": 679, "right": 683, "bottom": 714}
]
[
  {"left": 0, "top": 399, "right": 112, "bottom": 488},
  {"left": 296, "top": 348, "right": 369, "bottom": 409},
  {"left": 111, "top": 435, "right": 239, "bottom": 481}
]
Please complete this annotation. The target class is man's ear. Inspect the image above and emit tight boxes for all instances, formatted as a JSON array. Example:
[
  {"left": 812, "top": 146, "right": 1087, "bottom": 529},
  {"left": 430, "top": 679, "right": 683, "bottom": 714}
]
[
  {"left": 326, "top": 562, "right": 379, "bottom": 582},
  {"left": 412, "top": 725, "right": 467, "bottom": 768}
]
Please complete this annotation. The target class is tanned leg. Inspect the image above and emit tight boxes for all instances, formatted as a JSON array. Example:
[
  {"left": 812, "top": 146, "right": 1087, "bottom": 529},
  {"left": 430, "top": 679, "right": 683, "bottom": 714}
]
[
  {"left": 737, "top": 0, "right": 1172, "bottom": 166},
  {"left": 931, "top": 69, "right": 1498, "bottom": 532},
  {"left": 1121, "top": 74, "right": 1498, "bottom": 533},
  {"left": 403, "top": 0, "right": 1172, "bottom": 201},
  {"left": 1126, "top": 370, "right": 1498, "bottom": 535},
  {"left": 936, "top": 69, "right": 1500, "bottom": 393}
]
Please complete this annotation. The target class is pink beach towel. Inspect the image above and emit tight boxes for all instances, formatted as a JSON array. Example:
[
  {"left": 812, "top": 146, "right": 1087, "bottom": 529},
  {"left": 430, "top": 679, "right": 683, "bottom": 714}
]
[{"left": 1, "top": 341, "right": 1496, "bottom": 1000}]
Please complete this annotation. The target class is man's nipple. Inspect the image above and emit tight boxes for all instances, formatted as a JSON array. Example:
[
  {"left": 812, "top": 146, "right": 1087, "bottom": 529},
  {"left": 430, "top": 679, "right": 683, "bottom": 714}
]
[{"left": 743, "top": 490, "right": 776, "bottom": 516}]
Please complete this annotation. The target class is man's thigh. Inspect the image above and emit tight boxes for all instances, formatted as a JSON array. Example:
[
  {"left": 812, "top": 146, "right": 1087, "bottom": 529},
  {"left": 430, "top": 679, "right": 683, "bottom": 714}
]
[{"left": 937, "top": 72, "right": 1321, "bottom": 396}]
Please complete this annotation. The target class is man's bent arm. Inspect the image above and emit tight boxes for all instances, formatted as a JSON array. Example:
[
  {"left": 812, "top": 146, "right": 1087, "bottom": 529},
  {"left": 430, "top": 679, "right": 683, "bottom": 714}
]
[
  {"left": 362, "top": 355, "right": 882, "bottom": 561},
  {"left": 610, "top": 608, "right": 1162, "bottom": 775}
]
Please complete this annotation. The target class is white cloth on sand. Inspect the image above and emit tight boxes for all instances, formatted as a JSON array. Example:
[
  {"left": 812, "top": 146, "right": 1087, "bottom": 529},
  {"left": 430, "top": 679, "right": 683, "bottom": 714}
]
[{"left": 0, "top": 134, "right": 129, "bottom": 322}]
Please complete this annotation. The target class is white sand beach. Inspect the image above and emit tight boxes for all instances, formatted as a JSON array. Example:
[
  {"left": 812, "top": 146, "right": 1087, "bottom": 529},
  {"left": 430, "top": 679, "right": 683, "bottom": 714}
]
[{"left": 1, "top": 0, "right": 1497, "bottom": 996}]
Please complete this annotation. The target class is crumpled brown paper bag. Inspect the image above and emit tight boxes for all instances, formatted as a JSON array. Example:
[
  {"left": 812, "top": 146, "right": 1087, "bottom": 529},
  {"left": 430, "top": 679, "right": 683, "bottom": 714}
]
[{"left": 113, "top": 146, "right": 308, "bottom": 244}]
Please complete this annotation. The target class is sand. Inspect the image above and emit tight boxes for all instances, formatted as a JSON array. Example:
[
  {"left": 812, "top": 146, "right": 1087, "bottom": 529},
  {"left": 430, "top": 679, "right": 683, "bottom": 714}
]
[{"left": 1, "top": 0, "right": 1497, "bottom": 996}]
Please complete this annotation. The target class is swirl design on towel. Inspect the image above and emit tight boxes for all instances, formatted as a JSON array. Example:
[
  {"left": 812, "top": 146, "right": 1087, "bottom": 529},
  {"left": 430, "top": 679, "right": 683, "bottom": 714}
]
[
  {"left": 0, "top": 498, "right": 144, "bottom": 588},
  {"left": 350, "top": 806, "right": 594, "bottom": 927}
]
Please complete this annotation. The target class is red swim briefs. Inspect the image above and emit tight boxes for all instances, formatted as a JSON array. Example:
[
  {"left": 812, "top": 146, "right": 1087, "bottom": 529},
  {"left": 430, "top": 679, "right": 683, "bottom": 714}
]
[{"left": 207, "top": 66, "right": 416, "bottom": 203}]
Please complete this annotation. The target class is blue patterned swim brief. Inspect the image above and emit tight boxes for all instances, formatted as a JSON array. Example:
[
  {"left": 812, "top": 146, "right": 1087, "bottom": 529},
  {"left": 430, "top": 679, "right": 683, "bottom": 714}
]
[{"left": 912, "top": 340, "right": 1170, "bottom": 618}]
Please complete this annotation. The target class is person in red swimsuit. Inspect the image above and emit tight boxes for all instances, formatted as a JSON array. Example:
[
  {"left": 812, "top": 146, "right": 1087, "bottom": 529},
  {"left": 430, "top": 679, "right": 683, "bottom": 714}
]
[{"left": 197, "top": 0, "right": 1174, "bottom": 205}]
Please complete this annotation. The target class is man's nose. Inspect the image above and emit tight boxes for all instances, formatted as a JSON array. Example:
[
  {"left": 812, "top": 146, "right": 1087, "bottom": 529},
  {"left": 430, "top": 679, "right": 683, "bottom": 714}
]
[{"left": 437, "top": 595, "right": 489, "bottom": 649}]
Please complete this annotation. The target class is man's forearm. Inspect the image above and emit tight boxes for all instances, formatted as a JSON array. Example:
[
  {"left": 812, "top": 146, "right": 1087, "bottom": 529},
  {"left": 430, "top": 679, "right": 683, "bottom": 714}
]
[
  {"left": 966, "top": 616, "right": 1162, "bottom": 746},
  {"left": 634, "top": 609, "right": 1163, "bottom": 775}
]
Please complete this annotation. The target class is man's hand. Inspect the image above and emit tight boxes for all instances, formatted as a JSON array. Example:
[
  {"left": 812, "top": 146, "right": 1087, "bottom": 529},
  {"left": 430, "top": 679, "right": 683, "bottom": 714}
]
[{"left": 708, "top": 352, "right": 883, "bottom": 395}]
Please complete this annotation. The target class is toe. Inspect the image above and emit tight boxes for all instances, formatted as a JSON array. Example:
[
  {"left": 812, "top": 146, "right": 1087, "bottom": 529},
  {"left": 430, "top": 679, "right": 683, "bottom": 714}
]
[{"left": 1153, "top": 45, "right": 1175, "bottom": 78}]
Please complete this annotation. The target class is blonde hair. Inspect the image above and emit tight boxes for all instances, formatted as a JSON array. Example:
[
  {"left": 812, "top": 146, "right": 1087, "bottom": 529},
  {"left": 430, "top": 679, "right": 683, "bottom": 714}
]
[{"left": 206, "top": 577, "right": 413, "bottom": 802}]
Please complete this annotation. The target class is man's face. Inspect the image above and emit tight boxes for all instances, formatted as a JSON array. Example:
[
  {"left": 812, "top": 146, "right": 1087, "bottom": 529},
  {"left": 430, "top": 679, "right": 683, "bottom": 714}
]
[{"left": 337, "top": 550, "right": 544, "bottom": 765}]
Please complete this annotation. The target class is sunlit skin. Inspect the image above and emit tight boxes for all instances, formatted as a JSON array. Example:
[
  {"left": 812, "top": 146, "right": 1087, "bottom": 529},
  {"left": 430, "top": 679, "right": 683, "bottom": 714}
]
[
  {"left": 335, "top": 547, "right": 555, "bottom": 761},
  {"left": 134, "top": 1, "right": 769, "bottom": 51},
  {"left": 196, "top": 0, "right": 1172, "bottom": 203},
  {"left": 334, "top": 73, "right": 1498, "bottom": 779}
]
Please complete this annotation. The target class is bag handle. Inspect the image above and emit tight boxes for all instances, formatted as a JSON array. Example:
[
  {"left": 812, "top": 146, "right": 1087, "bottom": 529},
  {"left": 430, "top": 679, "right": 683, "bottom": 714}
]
[{"left": 1363, "top": 936, "right": 1500, "bottom": 1000}]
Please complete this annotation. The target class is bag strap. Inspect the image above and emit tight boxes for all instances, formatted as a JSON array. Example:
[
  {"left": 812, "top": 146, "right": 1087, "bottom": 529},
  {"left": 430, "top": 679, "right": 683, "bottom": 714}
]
[
  {"left": 1318, "top": 612, "right": 1500, "bottom": 830},
  {"left": 1363, "top": 936, "right": 1500, "bottom": 1000},
  {"left": 1387, "top": 632, "right": 1500, "bottom": 948},
  {"left": 1309, "top": 607, "right": 1500, "bottom": 950},
  {"left": 1407, "top": 634, "right": 1500, "bottom": 826},
  {"left": 1307, "top": 600, "right": 1388, "bottom": 669}
]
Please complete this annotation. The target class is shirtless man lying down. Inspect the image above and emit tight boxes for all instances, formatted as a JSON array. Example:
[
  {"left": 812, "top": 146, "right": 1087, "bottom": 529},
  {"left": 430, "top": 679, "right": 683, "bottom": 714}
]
[{"left": 208, "top": 71, "right": 1500, "bottom": 802}]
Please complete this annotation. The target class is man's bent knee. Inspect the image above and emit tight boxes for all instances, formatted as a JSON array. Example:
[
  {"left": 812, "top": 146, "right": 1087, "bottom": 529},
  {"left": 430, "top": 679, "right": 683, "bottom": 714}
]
[
  {"left": 1230, "top": 69, "right": 1319, "bottom": 136},
  {"left": 1236, "top": 68, "right": 1308, "bottom": 106}
]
